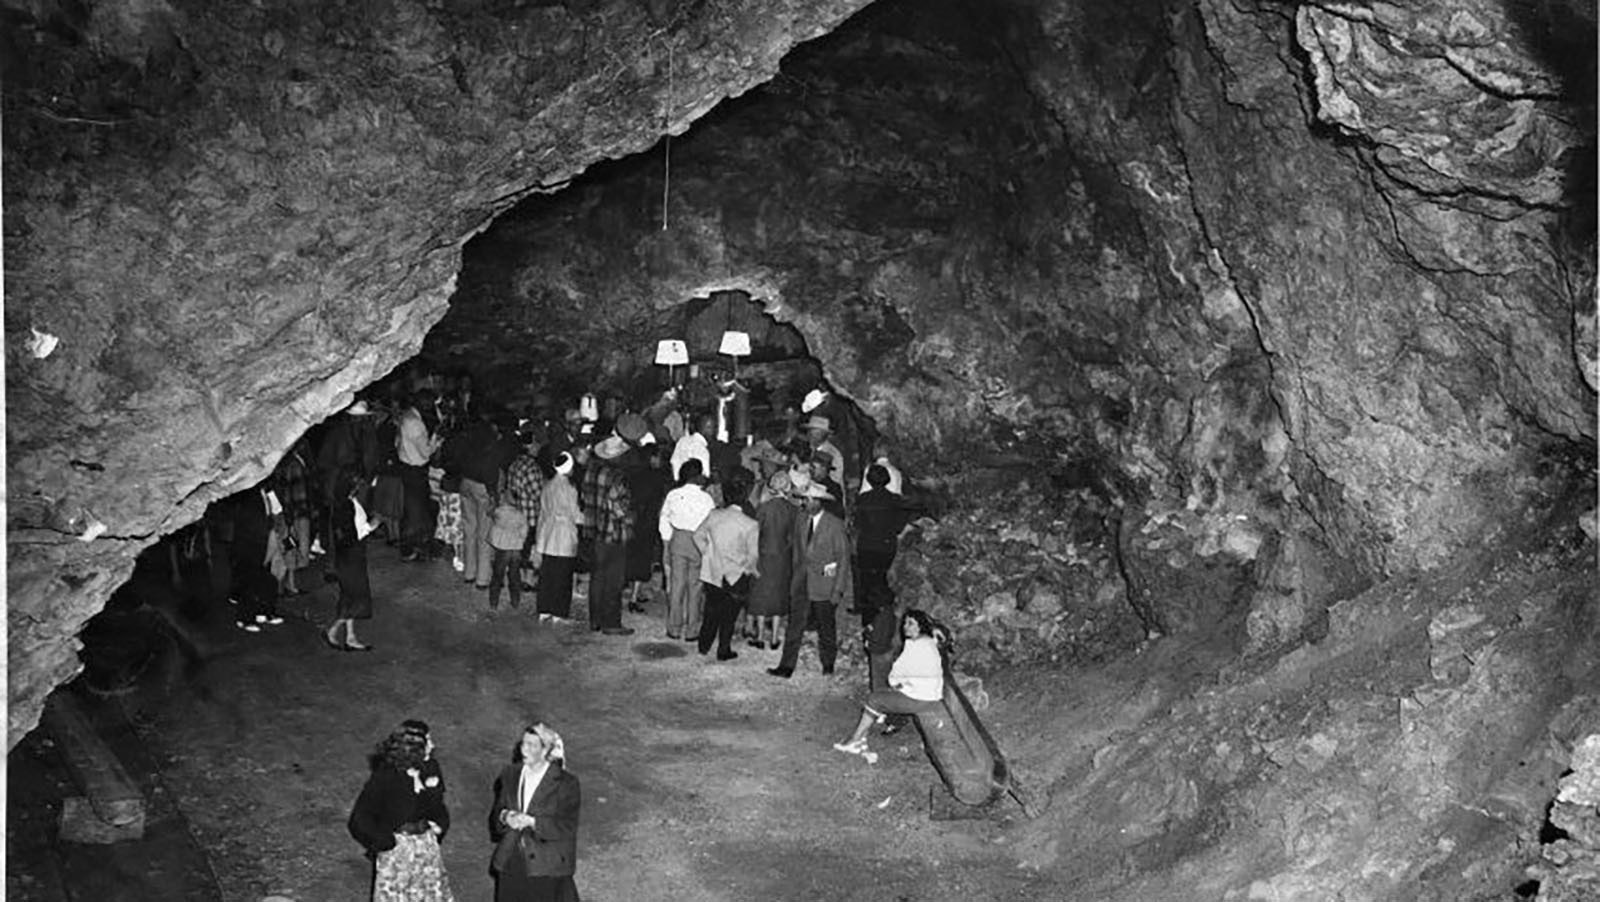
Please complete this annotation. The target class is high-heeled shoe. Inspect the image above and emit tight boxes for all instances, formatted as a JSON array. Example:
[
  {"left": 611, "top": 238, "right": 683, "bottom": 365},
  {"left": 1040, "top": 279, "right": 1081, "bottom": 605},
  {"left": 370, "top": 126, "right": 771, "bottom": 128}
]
[
  {"left": 342, "top": 642, "right": 374, "bottom": 653},
  {"left": 323, "top": 632, "right": 343, "bottom": 650}
]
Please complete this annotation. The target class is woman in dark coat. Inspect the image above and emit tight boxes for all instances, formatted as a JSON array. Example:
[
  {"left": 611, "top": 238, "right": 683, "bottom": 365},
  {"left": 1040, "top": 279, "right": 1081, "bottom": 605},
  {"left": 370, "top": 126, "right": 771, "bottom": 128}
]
[
  {"left": 746, "top": 470, "right": 798, "bottom": 650},
  {"left": 324, "top": 467, "right": 376, "bottom": 652},
  {"left": 348, "top": 720, "right": 455, "bottom": 902},
  {"left": 622, "top": 444, "right": 669, "bottom": 607},
  {"left": 488, "top": 722, "right": 581, "bottom": 902}
]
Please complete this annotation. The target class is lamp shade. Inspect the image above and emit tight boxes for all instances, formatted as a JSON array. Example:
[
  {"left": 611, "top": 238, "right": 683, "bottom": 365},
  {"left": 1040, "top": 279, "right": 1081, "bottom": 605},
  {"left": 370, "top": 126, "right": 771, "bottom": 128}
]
[
  {"left": 654, "top": 339, "right": 688, "bottom": 366},
  {"left": 718, "top": 330, "right": 752, "bottom": 357}
]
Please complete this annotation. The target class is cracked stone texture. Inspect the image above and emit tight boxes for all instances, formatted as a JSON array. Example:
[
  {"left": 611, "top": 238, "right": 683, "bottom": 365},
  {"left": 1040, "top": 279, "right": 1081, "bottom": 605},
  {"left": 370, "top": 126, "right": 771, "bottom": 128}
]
[
  {"left": 2, "top": 0, "right": 1593, "bottom": 761},
  {"left": 2, "top": 0, "right": 871, "bottom": 746},
  {"left": 427, "top": 0, "right": 1593, "bottom": 656}
]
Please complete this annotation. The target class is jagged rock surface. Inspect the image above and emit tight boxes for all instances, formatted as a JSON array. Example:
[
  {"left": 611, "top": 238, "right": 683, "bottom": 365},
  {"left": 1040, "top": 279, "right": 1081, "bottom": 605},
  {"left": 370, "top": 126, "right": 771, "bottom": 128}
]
[
  {"left": 2, "top": 0, "right": 871, "bottom": 746},
  {"left": 426, "top": 0, "right": 1593, "bottom": 666},
  {"left": 3, "top": 5, "right": 1595, "bottom": 899}
]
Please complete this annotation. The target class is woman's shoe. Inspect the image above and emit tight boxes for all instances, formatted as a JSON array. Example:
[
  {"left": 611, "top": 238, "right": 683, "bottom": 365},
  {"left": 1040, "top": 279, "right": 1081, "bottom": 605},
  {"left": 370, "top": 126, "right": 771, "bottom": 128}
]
[
  {"left": 323, "top": 633, "right": 343, "bottom": 650},
  {"left": 832, "top": 739, "right": 868, "bottom": 756},
  {"left": 342, "top": 642, "right": 374, "bottom": 653}
]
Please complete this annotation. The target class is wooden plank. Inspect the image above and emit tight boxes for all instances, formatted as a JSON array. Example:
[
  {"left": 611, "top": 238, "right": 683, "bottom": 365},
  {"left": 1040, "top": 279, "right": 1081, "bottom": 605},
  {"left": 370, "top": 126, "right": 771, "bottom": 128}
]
[{"left": 40, "top": 692, "right": 146, "bottom": 838}]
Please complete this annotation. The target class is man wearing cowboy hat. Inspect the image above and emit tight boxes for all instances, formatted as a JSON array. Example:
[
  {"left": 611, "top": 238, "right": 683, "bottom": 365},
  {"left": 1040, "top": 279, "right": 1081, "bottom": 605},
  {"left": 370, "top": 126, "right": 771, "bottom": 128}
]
[
  {"left": 768, "top": 480, "right": 852, "bottom": 679},
  {"left": 578, "top": 434, "right": 636, "bottom": 635},
  {"left": 803, "top": 415, "right": 847, "bottom": 493}
]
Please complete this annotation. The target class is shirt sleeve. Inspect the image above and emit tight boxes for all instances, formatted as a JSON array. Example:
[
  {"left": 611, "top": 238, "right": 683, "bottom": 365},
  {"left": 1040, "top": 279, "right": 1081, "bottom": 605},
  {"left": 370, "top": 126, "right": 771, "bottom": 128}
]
[
  {"left": 659, "top": 489, "right": 676, "bottom": 541},
  {"left": 741, "top": 518, "right": 761, "bottom": 576}
]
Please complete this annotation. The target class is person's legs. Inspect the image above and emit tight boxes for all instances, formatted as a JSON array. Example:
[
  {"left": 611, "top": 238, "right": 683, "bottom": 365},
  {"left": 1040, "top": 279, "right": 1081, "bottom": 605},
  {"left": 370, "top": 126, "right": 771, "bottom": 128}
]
[
  {"left": 231, "top": 549, "right": 274, "bottom": 630},
  {"left": 537, "top": 555, "right": 576, "bottom": 617},
  {"left": 459, "top": 479, "right": 490, "bottom": 587},
  {"left": 856, "top": 547, "right": 893, "bottom": 613},
  {"left": 718, "top": 577, "right": 748, "bottom": 657},
  {"left": 489, "top": 547, "right": 508, "bottom": 609},
  {"left": 590, "top": 540, "right": 626, "bottom": 630},
  {"left": 520, "top": 535, "right": 537, "bottom": 590},
  {"left": 399, "top": 464, "right": 431, "bottom": 558},
  {"left": 685, "top": 576, "right": 705, "bottom": 642},
  {"left": 667, "top": 552, "right": 697, "bottom": 638},
  {"left": 814, "top": 599, "right": 838, "bottom": 673},
  {"left": 773, "top": 599, "right": 813, "bottom": 674},
  {"left": 697, "top": 581, "right": 725, "bottom": 655},
  {"left": 865, "top": 605, "right": 899, "bottom": 692},
  {"left": 840, "top": 709, "right": 877, "bottom": 747},
  {"left": 506, "top": 550, "right": 524, "bottom": 609}
]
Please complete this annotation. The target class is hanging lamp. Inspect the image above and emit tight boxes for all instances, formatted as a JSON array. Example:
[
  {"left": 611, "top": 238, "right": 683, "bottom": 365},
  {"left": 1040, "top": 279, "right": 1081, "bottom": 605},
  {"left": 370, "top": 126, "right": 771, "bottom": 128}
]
[
  {"left": 655, "top": 338, "right": 688, "bottom": 386},
  {"left": 716, "top": 292, "right": 751, "bottom": 380}
]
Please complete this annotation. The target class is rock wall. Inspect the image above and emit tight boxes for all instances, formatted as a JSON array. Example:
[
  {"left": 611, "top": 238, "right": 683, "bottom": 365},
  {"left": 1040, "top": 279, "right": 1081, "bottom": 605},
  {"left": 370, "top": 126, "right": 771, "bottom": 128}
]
[
  {"left": 2, "top": 0, "right": 872, "bottom": 747},
  {"left": 4, "top": 0, "right": 1592, "bottom": 748},
  {"left": 423, "top": 0, "right": 1595, "bottom": 665}
]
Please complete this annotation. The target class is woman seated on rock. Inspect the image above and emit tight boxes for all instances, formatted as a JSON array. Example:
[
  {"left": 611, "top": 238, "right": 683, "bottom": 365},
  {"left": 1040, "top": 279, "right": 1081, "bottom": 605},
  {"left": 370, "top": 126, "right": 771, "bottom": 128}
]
[{"left": 834, "top": 609, "right": 950, "bottom": 761}]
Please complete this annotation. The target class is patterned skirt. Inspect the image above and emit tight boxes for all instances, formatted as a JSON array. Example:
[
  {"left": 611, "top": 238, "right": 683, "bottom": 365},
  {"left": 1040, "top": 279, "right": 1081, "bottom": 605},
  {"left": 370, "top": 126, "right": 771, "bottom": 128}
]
[
  {"left": 373, "top": 832, "right": 455, "bottom": 902},
  {"left": 434, "top": 492, "right": 463, "bottom": 546}
]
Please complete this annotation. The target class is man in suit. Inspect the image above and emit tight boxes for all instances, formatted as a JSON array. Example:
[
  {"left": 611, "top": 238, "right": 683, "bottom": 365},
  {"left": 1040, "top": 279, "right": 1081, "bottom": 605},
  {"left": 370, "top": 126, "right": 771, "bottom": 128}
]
[{"left": 768, "top": 481, "right": 853, "bottom": 678}]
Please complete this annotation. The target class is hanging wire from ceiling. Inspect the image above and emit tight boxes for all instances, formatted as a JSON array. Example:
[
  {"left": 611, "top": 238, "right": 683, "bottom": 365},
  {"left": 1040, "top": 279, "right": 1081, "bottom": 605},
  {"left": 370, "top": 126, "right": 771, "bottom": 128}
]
[{"left": 661, "top": 42, "right": 673, "bottom": 231}]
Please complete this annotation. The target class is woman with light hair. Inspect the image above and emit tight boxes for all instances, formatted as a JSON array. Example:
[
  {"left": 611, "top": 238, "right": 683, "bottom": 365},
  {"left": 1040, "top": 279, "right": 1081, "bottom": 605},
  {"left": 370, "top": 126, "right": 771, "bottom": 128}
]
[
  {"left": 533, "top": 453, "right": 585, "bottom": 623},
  {"left": 488, "top": 722, "right": 582, "bottom": 902}
]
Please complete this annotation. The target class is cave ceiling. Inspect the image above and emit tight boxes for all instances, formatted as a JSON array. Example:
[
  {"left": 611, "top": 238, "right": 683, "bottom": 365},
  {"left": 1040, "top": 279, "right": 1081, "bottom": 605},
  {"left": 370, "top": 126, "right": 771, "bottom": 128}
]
[{"left": 3, "top": 0, "right": 1595, "bottom": 760}]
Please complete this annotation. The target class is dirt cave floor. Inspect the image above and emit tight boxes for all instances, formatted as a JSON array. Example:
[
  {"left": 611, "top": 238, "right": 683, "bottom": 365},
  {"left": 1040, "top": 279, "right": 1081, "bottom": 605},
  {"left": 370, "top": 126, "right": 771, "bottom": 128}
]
[
  {"left": 17, "top": 543, "right": 1069, "bottom": 902},
  {"left": 12, "top": 522, "right": 1594, "bottom": 902}
]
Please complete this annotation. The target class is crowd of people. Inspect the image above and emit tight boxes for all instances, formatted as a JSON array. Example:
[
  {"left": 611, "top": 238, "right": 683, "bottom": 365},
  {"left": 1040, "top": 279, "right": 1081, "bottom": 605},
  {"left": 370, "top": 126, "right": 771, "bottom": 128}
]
[
  {"left": 343, "top": 608, "right": 956, "bottom": 902},
  {"left": 222, "top": 369, "right": 926, "bottom": 674},
  {"left": 192, "top": 368, "right": 958, "bottom": 901}
]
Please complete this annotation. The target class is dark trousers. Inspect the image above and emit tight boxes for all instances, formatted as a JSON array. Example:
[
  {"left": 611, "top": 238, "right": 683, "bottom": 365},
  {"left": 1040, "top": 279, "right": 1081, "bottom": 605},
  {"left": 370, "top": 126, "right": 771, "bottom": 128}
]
[
  {"left": 778, "top": 598, "right": 838, "bottom": 672},
  {"left": 398, "top": 464, "right": 432, "bottom": 553},
  {"left": 587, "top": 540, "right": 627, "bottom": 629},
  {"left": 227, "top": 540, "right": 277, "bottom": 623},
  {"left": 863, "top": 604, "right": 898, "bottom": 692},
  {"left": 698, "top": 576, "right": 748, "bottom": 655},
  {"left": 856, "top": 547, "right": 896, "bottom": 611},
  {"left": 489, "top": 548, "right": 524, "bottom": 609},
  {"left": 538, "top": 555, "right": 576, "bottom": 617}
]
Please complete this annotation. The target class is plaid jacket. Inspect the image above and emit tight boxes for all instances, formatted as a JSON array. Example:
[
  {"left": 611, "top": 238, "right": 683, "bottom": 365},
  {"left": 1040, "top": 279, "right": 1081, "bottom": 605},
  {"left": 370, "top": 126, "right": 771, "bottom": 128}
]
[
  {"left": 579, "top": 460, "right": 634, "bottom": 546},
  {"left": 500, "top": 451, "right": 545, "bottom": 536}
]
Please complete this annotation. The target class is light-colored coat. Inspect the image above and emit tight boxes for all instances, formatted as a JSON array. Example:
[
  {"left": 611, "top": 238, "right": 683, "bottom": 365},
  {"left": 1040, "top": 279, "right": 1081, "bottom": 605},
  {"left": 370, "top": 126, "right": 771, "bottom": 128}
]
[
  {"left": 533, "top": 475, "right": 582, "bottom": 558},
  {"left": 694, "top": 506, "right": 760, "bottom": 587}
]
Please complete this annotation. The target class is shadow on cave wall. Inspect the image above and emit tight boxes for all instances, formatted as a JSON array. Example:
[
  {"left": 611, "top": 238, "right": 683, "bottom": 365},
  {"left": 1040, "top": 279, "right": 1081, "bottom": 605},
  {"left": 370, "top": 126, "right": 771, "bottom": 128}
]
[{"left": 1502, "top": 0, "right": 1597, "bottom": 245}]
